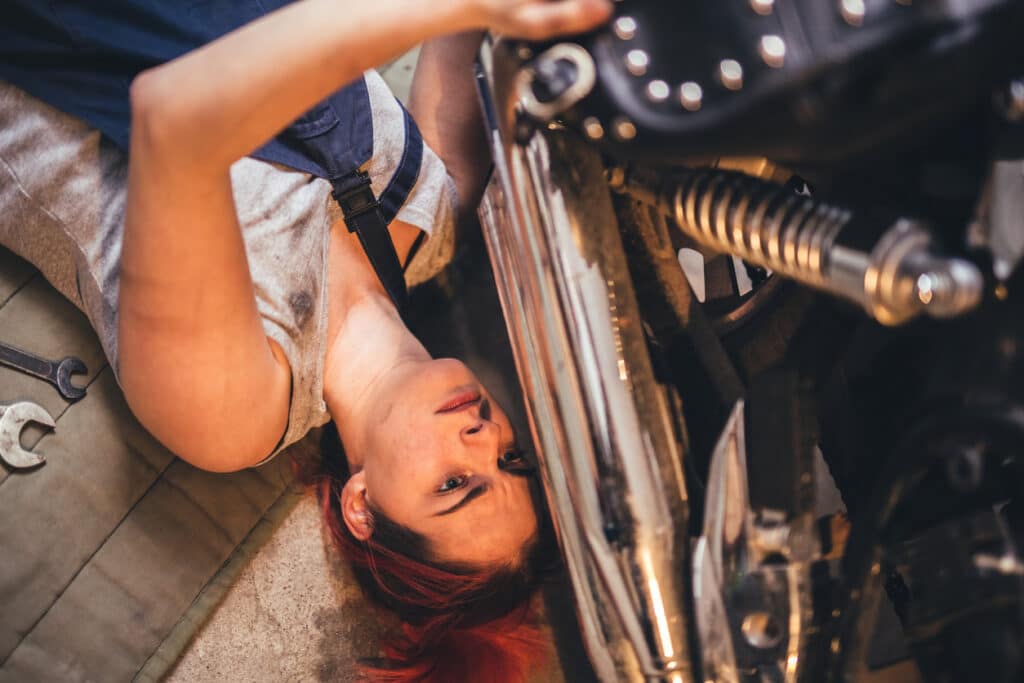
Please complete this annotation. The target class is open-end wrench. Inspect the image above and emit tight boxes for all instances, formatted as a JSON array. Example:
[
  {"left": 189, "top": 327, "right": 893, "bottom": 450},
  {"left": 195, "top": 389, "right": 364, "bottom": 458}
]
[
  {"left": 0, "top": 340, "right": 88, "bottom": 402},
  {"left": 0, "top": 401, "right": 55, "bottom": 469}
]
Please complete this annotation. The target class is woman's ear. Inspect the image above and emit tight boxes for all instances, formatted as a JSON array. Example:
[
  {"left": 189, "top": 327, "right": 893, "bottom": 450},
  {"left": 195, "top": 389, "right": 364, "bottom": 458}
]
[{"left": 341, "top": 471, "right": 373, "bottom": 541}]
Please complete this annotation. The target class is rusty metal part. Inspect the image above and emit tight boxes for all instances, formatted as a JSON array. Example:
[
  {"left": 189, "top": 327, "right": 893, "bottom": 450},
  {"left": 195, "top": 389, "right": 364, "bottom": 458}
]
[{"left": 0, "top": 401, "right": 55, "bottom": 469}]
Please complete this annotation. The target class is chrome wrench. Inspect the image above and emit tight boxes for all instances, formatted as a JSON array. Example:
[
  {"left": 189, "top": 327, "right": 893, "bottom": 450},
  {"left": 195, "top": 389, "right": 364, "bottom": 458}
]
[{"left": 0, "top": 401, "right": 55, "bottom": 469}]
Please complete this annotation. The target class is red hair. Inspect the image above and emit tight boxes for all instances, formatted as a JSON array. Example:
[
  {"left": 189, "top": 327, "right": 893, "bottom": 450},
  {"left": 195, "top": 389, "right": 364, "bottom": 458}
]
[{"left": 297, "top": 422, "right": 556, "bottom": 683}]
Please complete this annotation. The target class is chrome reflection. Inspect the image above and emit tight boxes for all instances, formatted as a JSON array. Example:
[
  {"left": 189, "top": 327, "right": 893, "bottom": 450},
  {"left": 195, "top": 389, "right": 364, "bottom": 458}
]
[
  {"left": 694, "top": 401, "right": 817, "bottom": 683},
  {"left": 477, "top": 37, "right": 698, "bottom": 683}
]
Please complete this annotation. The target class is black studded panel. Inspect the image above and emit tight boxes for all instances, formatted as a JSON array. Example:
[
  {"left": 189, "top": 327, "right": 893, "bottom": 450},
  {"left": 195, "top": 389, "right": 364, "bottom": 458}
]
[{"left": 551, "top": 0, "right": 1024, "bottom": 165}]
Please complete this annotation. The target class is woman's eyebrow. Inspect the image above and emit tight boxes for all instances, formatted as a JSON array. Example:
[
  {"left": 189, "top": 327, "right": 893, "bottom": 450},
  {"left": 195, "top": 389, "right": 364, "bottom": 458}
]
[{"left": 433, "top": 484, "right": 489, "bottom": 517}]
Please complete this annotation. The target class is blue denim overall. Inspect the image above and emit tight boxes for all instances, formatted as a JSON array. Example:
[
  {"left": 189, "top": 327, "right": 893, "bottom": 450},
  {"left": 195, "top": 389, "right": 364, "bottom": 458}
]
[{"left": 0, "top": 0, "right": 420, "bottom": 311}]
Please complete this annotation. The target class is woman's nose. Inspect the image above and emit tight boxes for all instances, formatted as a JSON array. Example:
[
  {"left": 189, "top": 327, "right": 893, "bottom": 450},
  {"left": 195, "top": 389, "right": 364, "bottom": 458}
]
[{"left": 460, "top": 419, "right": 499, "bottom": 443}]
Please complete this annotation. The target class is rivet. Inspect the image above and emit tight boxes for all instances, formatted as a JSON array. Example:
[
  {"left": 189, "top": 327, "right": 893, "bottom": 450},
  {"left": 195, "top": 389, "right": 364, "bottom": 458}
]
[
  {"left": 750, "top": 0, "right": 774, "bottom": 14},
  {"left": 646, "top": 79, "right": 670, "bottom": 102},
  {"left": 613, "top": 16, "right": 638, "bottom": 40},
  {"left": 1005, "top": 79, "right": 1024, "bottom": 122},
  {"left": 625, "top": 49, "right": 649, "bottom": 76},
  {"left": 613, "top": 117, "right": 637, "bottom": 141},
  {"left": 583, "top": 116, "right": 605, "bottom": 140},
  {"left": 719, "top": 60, "right": 744, "bottom": 90},
  {"left": 840, "top": 0, "right": 866, "bottom": 26},
  {"left": 516, "top": 45, "right": 534, "bottom": 61},
  {"left": 680, "top": 82, "right": 703, "bottom": 111},
  {"left": 759, "top": 35, "right": 786, "bottom": 68}
]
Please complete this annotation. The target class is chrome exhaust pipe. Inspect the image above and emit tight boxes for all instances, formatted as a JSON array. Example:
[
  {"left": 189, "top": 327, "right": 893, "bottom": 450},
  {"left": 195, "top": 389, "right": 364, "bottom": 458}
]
[{"left": 476, "top": 38, "right": 700, "bottom": 683}]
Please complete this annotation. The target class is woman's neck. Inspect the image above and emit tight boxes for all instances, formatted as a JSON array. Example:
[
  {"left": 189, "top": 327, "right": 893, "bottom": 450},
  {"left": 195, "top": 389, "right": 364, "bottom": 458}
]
[{"left": 323, "top": 221, "right": 431, "bottom": 461}]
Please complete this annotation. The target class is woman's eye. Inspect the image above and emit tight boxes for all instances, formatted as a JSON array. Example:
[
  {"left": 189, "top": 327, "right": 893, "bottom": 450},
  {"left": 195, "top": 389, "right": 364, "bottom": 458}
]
[
  {"left": 499, "top": 449, "right": 534, "bottom": 473},
  {"left": 437, "top": 475, "right": 467, "bottom": 493},
  {"left": 500, "top": 450, "right": 524, "bottom": 465}
]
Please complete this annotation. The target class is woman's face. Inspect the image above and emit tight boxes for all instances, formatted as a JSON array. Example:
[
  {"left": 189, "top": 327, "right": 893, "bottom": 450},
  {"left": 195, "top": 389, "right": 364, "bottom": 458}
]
[{"left": 353, "top": 358, "right": 539, "bottom": 567}]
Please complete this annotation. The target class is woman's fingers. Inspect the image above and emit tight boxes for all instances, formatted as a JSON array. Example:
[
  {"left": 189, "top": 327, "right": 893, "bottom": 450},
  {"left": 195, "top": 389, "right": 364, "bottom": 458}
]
[{"left": 483, "top": 0, "right": 614, "bottom": 40}]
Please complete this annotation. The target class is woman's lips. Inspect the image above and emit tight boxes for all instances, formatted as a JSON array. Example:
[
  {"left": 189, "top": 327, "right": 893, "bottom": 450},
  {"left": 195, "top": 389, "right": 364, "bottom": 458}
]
[{"left": 435, "top": 389, "right": 482, "bottom": 414}]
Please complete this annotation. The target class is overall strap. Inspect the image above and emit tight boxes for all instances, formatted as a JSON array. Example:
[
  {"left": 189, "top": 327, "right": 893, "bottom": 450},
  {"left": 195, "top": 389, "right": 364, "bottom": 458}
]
[
  {"left": 328, "top": 104, "right": 424, "bottom": 317},
  {"left": 331, "top": 171, "right": 409, "bottom": 313}
]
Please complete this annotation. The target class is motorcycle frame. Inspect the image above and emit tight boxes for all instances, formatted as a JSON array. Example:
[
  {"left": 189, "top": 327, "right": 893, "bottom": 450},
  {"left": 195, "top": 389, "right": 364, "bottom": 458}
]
[{"left": 475, "top": 36, "right": 701, "bottom": 683}]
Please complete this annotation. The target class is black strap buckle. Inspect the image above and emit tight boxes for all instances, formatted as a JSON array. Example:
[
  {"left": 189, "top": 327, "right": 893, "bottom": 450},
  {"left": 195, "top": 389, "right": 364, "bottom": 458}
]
[
  {"left": 329, "top": 170, "right": 408, "bottom": 316},
  {"left": 331, "top": 171, "right": 380, "bottom": 234}
]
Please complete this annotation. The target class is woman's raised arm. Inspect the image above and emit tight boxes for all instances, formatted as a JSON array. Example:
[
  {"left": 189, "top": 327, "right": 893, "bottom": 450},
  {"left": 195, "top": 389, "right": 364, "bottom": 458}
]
[{"left": 118, "top": 0, "right": 611, "bottom": 471}]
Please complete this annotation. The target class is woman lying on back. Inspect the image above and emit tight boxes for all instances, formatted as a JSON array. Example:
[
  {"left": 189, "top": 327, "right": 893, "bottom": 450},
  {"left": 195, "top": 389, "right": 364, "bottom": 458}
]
[{"left": 0, "top": 0, "right": 611, "bottom": 679}]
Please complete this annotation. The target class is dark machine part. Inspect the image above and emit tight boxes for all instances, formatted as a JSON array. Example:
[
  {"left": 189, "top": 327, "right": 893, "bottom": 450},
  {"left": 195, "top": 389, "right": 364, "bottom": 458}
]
[
  {"left": 811, "top": 260, "right": 1024, "bottom": 682},
  {"left": 519, "top": 0, "right": 1024, "bottom": 165}
]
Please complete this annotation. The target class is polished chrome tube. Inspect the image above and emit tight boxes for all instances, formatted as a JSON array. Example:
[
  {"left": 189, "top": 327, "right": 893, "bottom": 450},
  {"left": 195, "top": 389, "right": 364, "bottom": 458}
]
[{"left": 477, "top": 38, "right": 699, "bottom": 683}]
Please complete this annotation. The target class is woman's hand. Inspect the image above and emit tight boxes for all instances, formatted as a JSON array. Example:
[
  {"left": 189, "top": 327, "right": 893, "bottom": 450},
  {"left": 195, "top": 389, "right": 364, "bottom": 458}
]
[{"left": 471, "top": 0, "right": 613, "bottom": 40}]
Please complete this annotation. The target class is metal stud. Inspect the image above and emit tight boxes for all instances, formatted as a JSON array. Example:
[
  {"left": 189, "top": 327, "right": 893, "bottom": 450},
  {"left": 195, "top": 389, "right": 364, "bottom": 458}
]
[
  {"left": 625, "top": 49, "right": 649, "bottom": 76},
  {"left": 646, "top": 79, "right": 670, "bottom": 102},
  {"left": 840, "top": 0, "right": 865, "bottom": 26},
  {"left": 758, "top": 35, "right": 786, "bottom": 68},
  {"left": 583, "top": 116, "right": 605, "bottom": 140},
  {"left": 1005, "top": 79, "right": 1024, "bottom": 122},
  {"left": 613, "top": 117, "right": 637, "bottom": 141},
  {"left": 613, "top": 16, "right": 638, "bottom": 40},
  {"left": 750, "top": 0, "right": 774, "bottom": 14},
  {"left": 719, "top": 59, "right": 744, "bottom": 90},
  {"left": 680, "top": 82, "right": 703, "bottom": 111}
]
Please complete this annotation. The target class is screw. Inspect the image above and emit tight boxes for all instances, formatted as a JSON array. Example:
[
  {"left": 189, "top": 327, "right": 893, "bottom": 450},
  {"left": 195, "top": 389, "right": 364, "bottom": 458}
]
[
  {"left": 719, "top": 59, "right": 744, "bottom": 90},
  {"left": 613, "top": 16, "right": 638, "bottom": 40},
  {"left": 759, "top": 35, "right": 786, "bottom": 68},
  {"left": 840, "top": 0, "right": 866, "bottom": 26},
  {"left": 680, "top": 82, "right": 703, "bottom": 111},
  {"left": 626, "top": 49, "right": 649, "bottom": 76},
  {"left": 646, "top": 80, "right": 670, "bottom": 102},
  {"left": 613, "top": 117, "right": 637, "bottom": 141}
]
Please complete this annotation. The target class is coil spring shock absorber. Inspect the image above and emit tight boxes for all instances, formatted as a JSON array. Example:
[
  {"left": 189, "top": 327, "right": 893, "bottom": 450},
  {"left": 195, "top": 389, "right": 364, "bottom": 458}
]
[{"left": 608, "top": 166, "right": 984, "bottom": 325}]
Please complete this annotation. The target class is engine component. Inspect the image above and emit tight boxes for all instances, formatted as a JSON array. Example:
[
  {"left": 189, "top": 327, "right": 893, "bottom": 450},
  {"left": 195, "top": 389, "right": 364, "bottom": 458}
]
[{"left": 609, "top": 167, "right": 984, "bottom": 325}]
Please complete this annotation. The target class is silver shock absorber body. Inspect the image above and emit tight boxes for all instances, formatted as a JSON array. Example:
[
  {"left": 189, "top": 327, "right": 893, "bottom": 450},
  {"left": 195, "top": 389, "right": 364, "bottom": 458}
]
[{"left": 609, "top": 167, "right": 984, "bottom": 325}]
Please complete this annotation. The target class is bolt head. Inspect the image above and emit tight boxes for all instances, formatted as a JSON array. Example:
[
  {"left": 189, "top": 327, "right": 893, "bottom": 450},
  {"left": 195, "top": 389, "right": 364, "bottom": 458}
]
[
  {"left": 840, "top": 0, "right": 866, "bottom": 26},
  {"left": 680, "top": 82, "right": 703, "bottom": 111},
  {"left": 613, "top": 16, "right": 637, "bottom": 40},
  {"left": 582, "top": 116, "right": 604, "bottom": 140},
  {"left": 750, "top": 0, "right": 774, "bottom": 14},
  {"left": 646, "top": 79, "right": 670, "bottom": 102},
  {"left": 759, "top": 35, "right": 786, "bottom": 68},
  {"left": 1003, "top": 79, "right": 1024, "bottom": 121},
  {"left": 613, "top": 117, "right": 637, "bottom": 141},
  {"left": 625, "top": 49, "right": 649, "bottom": 76},
  {"left": 719, "top": 60, "right": 744, "bottom": 90}
]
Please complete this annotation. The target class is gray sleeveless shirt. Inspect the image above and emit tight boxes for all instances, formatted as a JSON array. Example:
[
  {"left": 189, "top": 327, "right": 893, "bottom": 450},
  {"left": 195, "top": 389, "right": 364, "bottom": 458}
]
[{"left": 0, "top": 72, "right": 456, "bottom": 460}]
